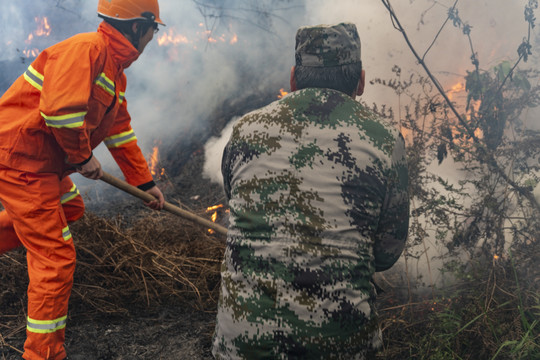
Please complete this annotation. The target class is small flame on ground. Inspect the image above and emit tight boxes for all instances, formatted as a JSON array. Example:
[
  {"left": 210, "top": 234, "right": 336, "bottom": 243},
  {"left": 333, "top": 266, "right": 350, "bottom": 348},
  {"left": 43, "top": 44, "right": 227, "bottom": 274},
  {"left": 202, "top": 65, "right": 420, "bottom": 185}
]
[
  {"left": 149, "top": 146, "right": 160, "bottom": 176},
  {"left": 493, "top": 254, "right": 500, "bottom": 260},
  {"left": 23, "top": 49, "right": 40, "bottom": 58},
  {"left": 22, "top": 16, "right": 51, "bottom": 58},
  {"left": 157, "top": 29, "right": 190, "bottom": 46},
  {"left": 277, "top": 88, "right": 288, "bottom": 99},
  {"left": 157, "top": 24, "right": 239, "bottom": 48},
  {"left": 35, "top": 17, "right": 51, "bottom": 37},
  {"left": 203, "top": 30, "right": 232, "bottom": 44},
  {"left": 207, "top": 204, "right": 224, "bottom": 212},
  {"left": 206, "top": 204, "right": 224, "bottom": 234},
  {"left": 147, "top": 142, "right": 166, "bottom": 178}
]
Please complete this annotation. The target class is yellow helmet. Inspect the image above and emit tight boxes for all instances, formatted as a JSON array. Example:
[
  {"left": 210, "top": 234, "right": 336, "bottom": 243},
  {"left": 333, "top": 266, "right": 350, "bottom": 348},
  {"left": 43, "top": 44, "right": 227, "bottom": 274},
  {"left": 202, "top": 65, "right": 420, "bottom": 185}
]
[{"left": 97, "top": 0, "right": 165, "bottom": 26}]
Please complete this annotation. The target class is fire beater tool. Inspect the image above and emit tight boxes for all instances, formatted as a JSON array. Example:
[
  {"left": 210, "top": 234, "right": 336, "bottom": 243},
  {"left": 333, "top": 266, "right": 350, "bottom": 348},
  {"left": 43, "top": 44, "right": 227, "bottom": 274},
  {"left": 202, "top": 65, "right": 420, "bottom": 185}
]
[{"left": 100, "top": 171, "right": 228, "bottom": 236}]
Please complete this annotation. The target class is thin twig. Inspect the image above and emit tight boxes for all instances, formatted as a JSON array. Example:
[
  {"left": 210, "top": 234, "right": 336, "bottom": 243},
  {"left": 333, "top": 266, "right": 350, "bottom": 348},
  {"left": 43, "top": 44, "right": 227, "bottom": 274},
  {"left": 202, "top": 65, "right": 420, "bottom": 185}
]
[
  {"left": 0, "top": 332, "right": 23, "bottom": 355},
  {"left": 422, "top": 0, "right": 459, "bottom": 61}
]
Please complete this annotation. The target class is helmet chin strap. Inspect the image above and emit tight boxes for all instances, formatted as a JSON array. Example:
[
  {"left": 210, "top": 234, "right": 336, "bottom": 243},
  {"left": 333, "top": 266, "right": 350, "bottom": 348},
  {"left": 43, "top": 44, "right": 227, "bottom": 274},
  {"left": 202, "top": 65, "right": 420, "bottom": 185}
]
[
  {"left": 131, "top": 24, "right": 144, "bottom": 50},
  {"left": 130, "top": 12, "right": 157, "bottom": 50}
]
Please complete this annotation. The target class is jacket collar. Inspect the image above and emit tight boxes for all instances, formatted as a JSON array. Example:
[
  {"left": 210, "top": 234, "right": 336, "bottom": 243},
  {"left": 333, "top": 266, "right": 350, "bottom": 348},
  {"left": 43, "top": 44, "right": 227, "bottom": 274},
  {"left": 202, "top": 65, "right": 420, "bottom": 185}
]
[{"left": 98, "top": 21, "right": 141, "bottom": 70}]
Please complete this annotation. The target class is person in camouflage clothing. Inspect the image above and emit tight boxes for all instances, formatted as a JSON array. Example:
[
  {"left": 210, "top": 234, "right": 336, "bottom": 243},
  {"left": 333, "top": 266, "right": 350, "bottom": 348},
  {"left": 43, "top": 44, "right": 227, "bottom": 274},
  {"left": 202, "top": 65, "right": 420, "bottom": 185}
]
[{"left": 212, "top": 22, "right": 409, "bottom": 359}]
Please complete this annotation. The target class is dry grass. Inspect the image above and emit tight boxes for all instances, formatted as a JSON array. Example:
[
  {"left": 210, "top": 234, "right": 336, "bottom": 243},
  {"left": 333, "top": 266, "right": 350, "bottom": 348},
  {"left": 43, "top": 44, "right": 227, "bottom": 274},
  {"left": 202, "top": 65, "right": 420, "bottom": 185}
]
[
  {"left": 0, "top": 208, "right": 226, "bottom": 320},
  {"left": 70, "top": 211, "right": 226, "bottom": 314},
  {"left": 375, "top": 245, "right": 540, "bottom": 359}
]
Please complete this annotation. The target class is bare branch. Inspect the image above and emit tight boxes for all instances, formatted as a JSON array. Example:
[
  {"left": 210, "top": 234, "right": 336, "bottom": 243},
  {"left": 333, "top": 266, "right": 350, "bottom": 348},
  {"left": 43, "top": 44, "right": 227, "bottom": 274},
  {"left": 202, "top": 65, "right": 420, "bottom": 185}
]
[{"left": 380, "top": 0, "right": 540, "bottom": 213}]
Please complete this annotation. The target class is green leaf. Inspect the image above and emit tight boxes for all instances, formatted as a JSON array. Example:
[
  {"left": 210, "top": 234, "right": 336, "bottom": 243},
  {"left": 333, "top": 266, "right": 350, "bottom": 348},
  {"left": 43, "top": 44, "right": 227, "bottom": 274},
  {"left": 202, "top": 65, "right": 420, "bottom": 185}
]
[{"left": 494, "top": 61, "right": 512, "bottom": 82}]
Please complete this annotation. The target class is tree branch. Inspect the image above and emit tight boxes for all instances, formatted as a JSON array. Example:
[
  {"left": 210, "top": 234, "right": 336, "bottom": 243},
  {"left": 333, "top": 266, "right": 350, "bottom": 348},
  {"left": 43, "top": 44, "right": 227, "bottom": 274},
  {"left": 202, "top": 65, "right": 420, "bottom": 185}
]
[{"left": 380, "top": 0, "right": 540, "bottom": 213}]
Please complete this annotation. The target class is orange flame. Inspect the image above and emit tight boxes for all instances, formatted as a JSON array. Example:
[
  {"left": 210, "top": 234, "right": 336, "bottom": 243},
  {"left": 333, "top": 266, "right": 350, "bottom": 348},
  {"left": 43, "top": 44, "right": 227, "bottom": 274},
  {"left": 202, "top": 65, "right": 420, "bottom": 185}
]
[
  {"left": 147, "top": 141, "right": 165, "bottom": 178},
  {"left": 207, "top": 204, "right": 224, "bottom": 212},
  {"left": 206, "top": 204, "right": 224, "bottom": 234},
  {"left": 204, "top": 30, "right": 219, "bottom": 44},
  {"left": 23, "top": 49, "right": 40, "bottom": 58},
  {"left": 277, "top": 88, "right": 288, "bottom": 99},
  {"left": 157, "top": 29, "right": 190, "bottom": 46},
  {"left": 447, "top": 82, "right": 465, "bottom": 101},
  {"left": 25, "top": 17, "right": 51, "bottom": 44},
  {"left": 441, "top": 80, "right": 486, "bottom": 149},
  {"left": 157, "top": 24, "right": 239, "bottom": 48},
  {"left": 474, "top": 127, "right": 484, "bottom": 139},
  {"left": 22, "top": 16, "right": 51, "bottom": 58},
  {"left": 34, "top": 17, "right": 51, "bottom": 37},
  {"left": 149, "top": 146, "right": 160, "bottom": 176}
]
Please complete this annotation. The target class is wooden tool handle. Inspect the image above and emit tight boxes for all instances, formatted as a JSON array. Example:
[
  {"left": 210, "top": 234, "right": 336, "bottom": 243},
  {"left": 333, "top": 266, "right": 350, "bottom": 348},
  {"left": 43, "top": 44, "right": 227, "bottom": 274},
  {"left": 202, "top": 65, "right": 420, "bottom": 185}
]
[{"left": 100, "top": 171, "right": 228, "bottom": 236}]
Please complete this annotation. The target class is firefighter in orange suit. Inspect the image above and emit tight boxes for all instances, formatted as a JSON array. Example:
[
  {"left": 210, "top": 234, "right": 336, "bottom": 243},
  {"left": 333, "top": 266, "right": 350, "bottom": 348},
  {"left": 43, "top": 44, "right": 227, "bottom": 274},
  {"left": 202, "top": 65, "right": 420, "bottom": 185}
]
[{"left": 0, "top": 0, "right": 166, "bottom": 358}]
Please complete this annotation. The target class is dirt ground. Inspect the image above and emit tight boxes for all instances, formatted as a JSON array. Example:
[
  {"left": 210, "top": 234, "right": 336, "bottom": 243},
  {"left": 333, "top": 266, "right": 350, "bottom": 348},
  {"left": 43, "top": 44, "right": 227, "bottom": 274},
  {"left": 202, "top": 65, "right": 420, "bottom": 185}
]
[{"left": 2, "top": 303, "right": 216, "bottom": 360}]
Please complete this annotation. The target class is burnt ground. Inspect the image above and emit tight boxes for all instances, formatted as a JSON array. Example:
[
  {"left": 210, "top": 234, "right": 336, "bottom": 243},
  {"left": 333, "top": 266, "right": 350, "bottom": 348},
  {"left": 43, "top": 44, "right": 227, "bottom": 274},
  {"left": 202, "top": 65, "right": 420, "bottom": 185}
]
[
  {"left": 2, "top": 303, "right": 216, "bottom": 360},
  {"left": 1, "top": 215, "right": 222, "bottom": 360}
]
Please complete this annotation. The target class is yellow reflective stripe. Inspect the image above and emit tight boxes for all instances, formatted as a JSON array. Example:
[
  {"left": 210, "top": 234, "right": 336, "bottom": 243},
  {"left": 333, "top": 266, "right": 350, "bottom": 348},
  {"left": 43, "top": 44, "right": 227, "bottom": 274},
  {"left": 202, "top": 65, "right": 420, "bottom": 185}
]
[
  {"left": 27, "top": 315, "right": 67, "bottom": 334},
  {"left": 41, "top": 111, "right": 86, "bottom": 128},
  {"left": 62, "top": 226, "right": 72, "bottom": 242},
  {"left": 60, "top": 184, "right": 80, "bottom": 204},
  {"left": 23, "top": 65, "right": 44, "bottom": 91},
  {"left": 104, "top": 129, "right": 137, "bottom": 148},
  {"left": 95, "top": 72, "right": 115, "bottom": 96},
  {"left": 119, "top": 91, "right": 125, "bottom": 104}
]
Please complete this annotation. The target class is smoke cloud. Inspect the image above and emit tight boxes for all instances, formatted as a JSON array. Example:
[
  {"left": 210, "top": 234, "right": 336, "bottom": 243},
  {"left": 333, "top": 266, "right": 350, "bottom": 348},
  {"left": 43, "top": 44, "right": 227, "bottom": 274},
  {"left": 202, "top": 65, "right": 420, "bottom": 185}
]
[{"left": 0, "top": 0, "right": 536, "bottom": 182}]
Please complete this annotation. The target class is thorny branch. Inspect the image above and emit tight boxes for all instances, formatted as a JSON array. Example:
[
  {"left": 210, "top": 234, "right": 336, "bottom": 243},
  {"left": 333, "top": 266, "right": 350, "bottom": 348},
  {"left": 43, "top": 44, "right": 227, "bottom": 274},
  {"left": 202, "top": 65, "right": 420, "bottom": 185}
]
[{"left": 380, "top": 0, "right": 540, "bottom": 214}]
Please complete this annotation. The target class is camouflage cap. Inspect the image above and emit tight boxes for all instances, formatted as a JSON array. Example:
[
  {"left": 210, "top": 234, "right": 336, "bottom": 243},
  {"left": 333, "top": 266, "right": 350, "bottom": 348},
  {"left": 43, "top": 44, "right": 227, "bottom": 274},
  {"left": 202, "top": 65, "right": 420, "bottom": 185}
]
[{"left": 295, "top": 22, "right": 361, "bottom": 67}]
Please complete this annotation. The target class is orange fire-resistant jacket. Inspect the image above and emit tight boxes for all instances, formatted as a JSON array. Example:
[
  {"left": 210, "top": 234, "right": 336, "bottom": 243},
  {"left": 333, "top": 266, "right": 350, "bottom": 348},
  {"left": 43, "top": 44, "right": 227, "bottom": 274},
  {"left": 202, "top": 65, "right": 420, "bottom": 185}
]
[{"left": 0, "top": 21, "right": 153, "bottom": 188}]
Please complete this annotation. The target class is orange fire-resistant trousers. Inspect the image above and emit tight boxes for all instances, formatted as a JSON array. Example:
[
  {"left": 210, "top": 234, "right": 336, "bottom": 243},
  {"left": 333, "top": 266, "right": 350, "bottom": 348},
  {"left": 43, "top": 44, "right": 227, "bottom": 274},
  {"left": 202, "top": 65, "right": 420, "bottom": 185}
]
[{"left": 0, "top": 168, "right": 85, "bottom": 360}]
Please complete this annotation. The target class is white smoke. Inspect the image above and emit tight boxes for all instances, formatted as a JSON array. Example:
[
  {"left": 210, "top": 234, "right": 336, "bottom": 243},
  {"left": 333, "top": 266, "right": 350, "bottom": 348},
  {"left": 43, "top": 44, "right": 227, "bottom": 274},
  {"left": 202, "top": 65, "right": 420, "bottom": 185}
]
[
  {"left": 2, "top": 0, "right": 533, "bottom": 158},
  {"left": 303, "top": 0, "right": 533, "bottom": 107},
  {"left": 203, "top": 117, "right": 238, "bottom": 184}
]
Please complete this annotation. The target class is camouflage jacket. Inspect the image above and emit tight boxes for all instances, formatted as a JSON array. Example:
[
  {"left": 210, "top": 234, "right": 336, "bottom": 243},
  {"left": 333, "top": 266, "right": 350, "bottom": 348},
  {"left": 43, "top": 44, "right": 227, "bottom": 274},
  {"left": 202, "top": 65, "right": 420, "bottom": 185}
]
[{"left": 212, "top": 88, "right": 409, "bottom": 359}]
